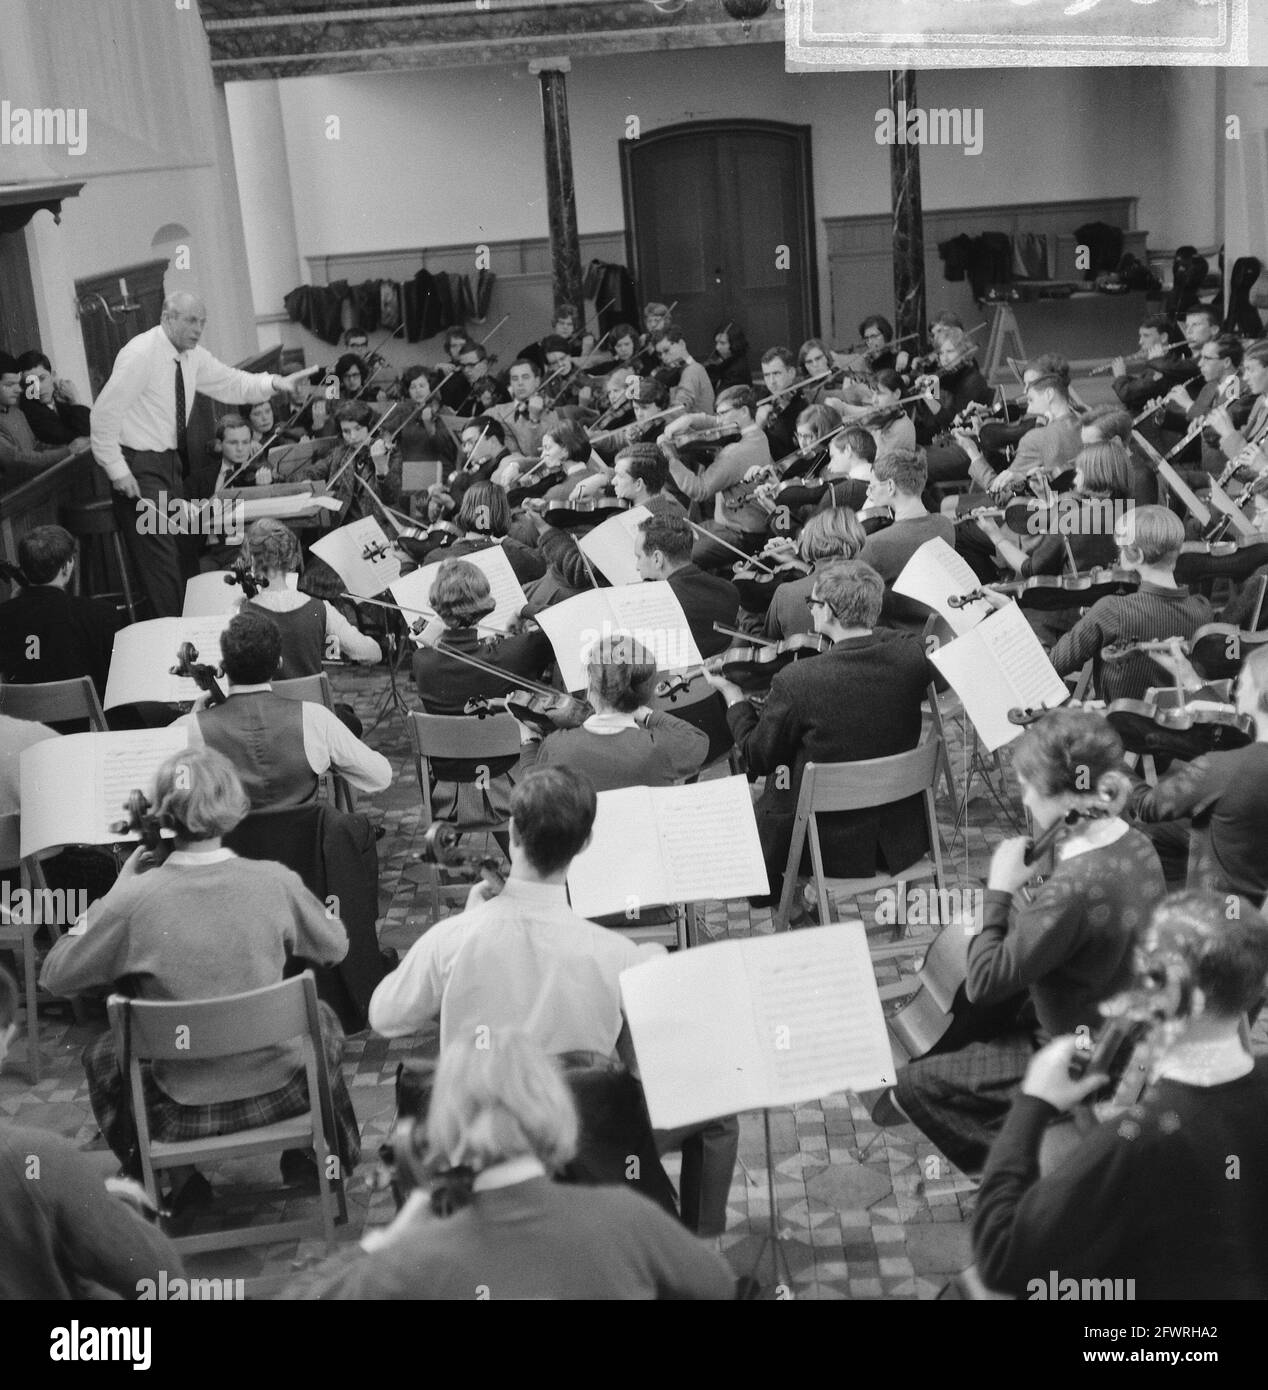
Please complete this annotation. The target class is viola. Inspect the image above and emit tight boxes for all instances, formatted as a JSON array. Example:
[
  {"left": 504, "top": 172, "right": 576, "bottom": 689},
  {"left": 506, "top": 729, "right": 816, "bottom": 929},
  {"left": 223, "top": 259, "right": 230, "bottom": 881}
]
[
  {"left": 464, "top": 689, "right": 592, "bottom": 735},
  {"left": 664, "top": 420, "right": 743, "bottom": 450},
  {"left": 948, "top": 567, "right": 1140, "bottom": 614},
  {"left": 1175, "top": 532, "right": 1268, "bottom": 585},
  {"left": 656, "top": 629, "right": 831, "bottom": 698},
  {"left": 109, "top": 789, "right": 170, "bottom": 868},
  {"left": 506, "top": 455, "right": 566, "bottom": 504},
  {"left": 730, "top": 556, "right": 812, "bottom": 613},
  {"left": 1104, "top": 698, "right": 1254, "bottom": 760},
  {"left": 416, "top": 822, "right": 506, "bottom": 895},
  {"left": 1102, "top": 624, "right": 1268, "bottom": 681},
  {"left": 171, "top": 641, "right": 226, "bottom": 706}
]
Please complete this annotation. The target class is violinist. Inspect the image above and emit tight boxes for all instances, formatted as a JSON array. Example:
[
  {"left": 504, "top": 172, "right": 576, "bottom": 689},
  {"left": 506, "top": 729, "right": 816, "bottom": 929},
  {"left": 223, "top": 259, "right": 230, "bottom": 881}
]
[
  {"left": 39, "top": 747, "right": 361, "bottom": 1213},
  {"left": 439, "top": 415, "right": 511, "bottom": 515},
  {"left": 519, "top": 632, "right": 707, "bottom": 791},
  {"left": 631, "top": 302, "right": 673, "bottom": 375},
  {"left": 590, "top": 376, "right": 677, "bottom": 464},
  {"left": 797, "top": 339, "right": 840, "bottom": 407},
  {"left": 912, "top": 335, "right": 991, "bottom": 448},
  {"left": 173, "top": 610, "right": 391, "bottom": 811},
  {"left": 756, "top": 347, "right": 807, "bottom": 459},
  {"left": 703, "top": 559, "right": 940, "bottom": 911},
  {"left": 883, "top": 709, "right": 1166, "bottom": 1177},
  {"left": 612, "top": 442, "right": 686, "bottom": 519},
  {"left": 205, "top": 412, "right": 259, "bottom": 498},
  {"left": 1126, "top": 642, "right": 1268, "bottom": 904},
  {"left": 973, "top": 891, "right": 1268, "bottom": 1301},
  {"left": 1154, "top": 334, "right": 1245, "bottom": 482},
  {"left": 588, "top": 368, "right": 638, "bottom": 440},
  {"left": 448, "top": 343, "right": 508, "bottom": 417},
  {"left": 389, "top": 365, "right": 459, "bottom": 472},
  {"left": 539, "top": 336, "right": 596, "bottom": 419},
  {"left": 972, "top": 442, "right": 1133, "bottom": 641},
  {"left": 333, "top": 352, "right": 389, "bottom": 405},
  {"left": 1110, "top": 313, "right": 1197, "bottom": 412},
  {"left": 757, "top": 426, "right": 875, "bottom": 524},
  {"left": 441, "top": 482, "right": 547, "bottom": 588},
  {"left": 864, "top": 371, "right": 917, "bottom": 455},
  {"left": 762, "top": 507, "right": 866, "bottom": 640},
  {"left": 410, "top": 560, "right": 551, "bottom": 823},
  {"left": 660, "top": 385, "right": 773, "bottom": 570},
  {"left": 857, "top": 448, "right": 954, "bottom": 631},
  {"left": 1080, "top": 401, "right": 1157, "bottom": 509},
  {"left": 238, "top": 519, "right": 384, "bottom": 674},
  {"left": 1209, "top": 338, "right": 1268, "bottom": 477},
  {"left": 1049, "top": 506, "right": 1213, "bottom": 701},
  {"left": 654, "top": 329, "right": 714, "bottom": 415},
  {"left": 487, "top": 359, "right": 561, "bottom": 458},
  {"left": 858, "top": 314, "right": 910, "bottom": 375},
  {"left": 535, "top": 419, "right": 607, "bottom": 504},
  {"left": 704, "top": 322, "right": 751, "bottom": 393},
  {"left": 608, "top": 323, "right": 642, "bottom": 370}
]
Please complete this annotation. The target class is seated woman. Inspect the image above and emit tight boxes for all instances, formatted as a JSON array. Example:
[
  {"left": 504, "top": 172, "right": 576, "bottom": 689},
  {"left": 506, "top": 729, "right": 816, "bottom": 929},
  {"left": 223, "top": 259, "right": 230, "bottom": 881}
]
[
  {"left": 39, "top": 748, "right": 361, "bottom": 1214},
  {"left": 762, "top": 506, "right": 866, "bottom": 640},
  {"left": 410, "top": 559, "right": 550, "bottom": 825},
  {"left": 240, "top": 519, "right": 383, "bottom": 675},
  {"left": 867, "top": 369, "right": 918, "bottom": 455},
  {"left": 444, "top": 481, "right": 548, "bottom": 587},
  {"left": 521, "top": 632, "right": 707, "bottom": 791},
  {"left": 291, "top": 1032, "right": 736, "bottom": 1300},
  {"left": 705, "top": 322, "right": 751, "bottom": 394},
  {"left": 389, "top": 365, "right": 459, "bottom": 475}
]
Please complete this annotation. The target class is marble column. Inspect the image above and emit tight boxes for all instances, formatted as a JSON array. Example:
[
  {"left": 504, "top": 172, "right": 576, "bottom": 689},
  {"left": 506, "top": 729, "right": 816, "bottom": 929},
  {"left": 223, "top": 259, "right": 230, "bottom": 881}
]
[
  {"left": 530, "top": 57, "right": 584, "bottom": 324},
  {"left": 889, "top": 69, "right": 926, "bottom": 352}
]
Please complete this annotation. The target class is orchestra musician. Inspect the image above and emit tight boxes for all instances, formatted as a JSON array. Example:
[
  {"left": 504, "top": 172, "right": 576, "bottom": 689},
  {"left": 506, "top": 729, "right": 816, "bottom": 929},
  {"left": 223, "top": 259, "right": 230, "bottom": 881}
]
[
  {"left": 440, "top": 481, "right": 548, "bottom": 587},
  {"left": 797, "top": 339, "right": 839, "bottom": 407},
  {"left": 1153, "top": 333, "right": 1245, "bottom": 482},
  {"left": 611, "top": 442, "right": 687, "bottom": 519},
  {"left": 912, "top": 332, "right": 991, "bottom": 450},
  {"left": 487, "top": 359, "right": 561, "bottom": 457},
  {"left": 653, "top": 328, "right": 714, "bottom": 415},
  {"left": 705, "top": 322, "right": 751, "bottom": 393},
  {"left": 882, "top": 708, "right": 1167, "bottom": 1176},
  {"left": 1126, "top": 642, "right": 1268, "bottom": 904},
  {"left": 632, "top": 302, "right": 673, "bottom": 374},
  {"left": 1048, "top": 506, "right": 1213, "bottom": 701},
  {"left": 608, "top": 323, "right": 642, "bottom": 370},
  {"left": 865, "top": 371, "right": 918, "bottom": 455},
  {"left": 972, "top": 890, "right": 1268, "bottom": 1301},
  {"left": 172, "top": 609, "right": 391, "bottom": 809},
  {"left": 758, "top": 425, "right": 876, "bottom": 524},
  {"left": 762, "top": 507, "right": 866, "bottom": 640},
  {"left": 755, "top": 346, "right": 808, "bottom": 459},
  {"left": 1208, "top": 338, "right": 1268, "bottom": 477},
  {"left": 858, "top": 314, "right": 910, "bottom": 375},
  {"left": 703, "top": 559, "right": 941, "bottom": 911},
  {"left": 434, "top": 415, "right": 512, "bottom": 515},
  {"left": 390, "top": 365, "right": 459, "bottom": 472},
  {"left": 660, "top": 385, "right": 773, "bottom": 570},
  {"left": 589, "top": 377, "right": 677, "bottom": 463},
  {"left": 1110, "top": 313, "right": 1197, "bottom": 412}
]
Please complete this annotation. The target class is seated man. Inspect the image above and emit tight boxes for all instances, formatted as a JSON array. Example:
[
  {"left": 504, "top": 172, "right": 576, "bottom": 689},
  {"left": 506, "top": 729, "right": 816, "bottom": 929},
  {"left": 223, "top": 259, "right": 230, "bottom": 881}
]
[
  {"left": 0, "top": 966, "right": 180, "bottom": 1298},
  {"left": 612, "top": 442, "right": 686, "bottom": 519},
  {"left": 654, "top": 329, "right": 714, "bottom": 416},
  {"left": 369, "top": 766, "right": 740, "bottom": 1238},
  {"left": 15, "top": 349, "right": 92, "bottom": 446},
  {"left": 857, "top": 448, "right": 955, "bottom": 631},
  {"left": 1110, "top": 312, "right": 1199, "bottom": 413},
  {"left": 660, "top": 385, "right": 773, "bottom": 571},
  {"left": 1128, "top": 643, "right": 1268, "bottom": 905},
  {"left": 0, "top": 524, "right": 121, "bottom": 711},
  {"left": 704, "top": 560, "right": 939, "bottom": 909},
  {"left": 973, "top": 891, "right": 1268, "bottom": 1300},
  {"left": 487, "top": 358, "right": 561, "bottom": 458},
  {"left": 1048, "top": 505, "right": 1213, "bottom": 702},
  {"left": 0, "top": 352, "right": 92, "bottom": 484},
  {"left": 175, "top": 609, "right": 391, "bottom": 810}
]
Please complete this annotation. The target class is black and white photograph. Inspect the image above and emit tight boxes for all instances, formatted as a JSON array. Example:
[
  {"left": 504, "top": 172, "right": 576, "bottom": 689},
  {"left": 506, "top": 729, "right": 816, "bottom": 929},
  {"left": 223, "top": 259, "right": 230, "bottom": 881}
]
[{"left": 0, "top": 0, "right": 1266, "bottom": 1342}]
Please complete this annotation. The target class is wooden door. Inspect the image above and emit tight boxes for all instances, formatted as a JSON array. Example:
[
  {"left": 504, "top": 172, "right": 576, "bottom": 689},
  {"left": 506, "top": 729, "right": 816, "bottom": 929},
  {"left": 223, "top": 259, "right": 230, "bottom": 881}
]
[
  {"left": 0, "top": 230, "right": 40, "bottom": 361},
  {"left": 622, "top": 121, "right": 817, "bottom": 362}
]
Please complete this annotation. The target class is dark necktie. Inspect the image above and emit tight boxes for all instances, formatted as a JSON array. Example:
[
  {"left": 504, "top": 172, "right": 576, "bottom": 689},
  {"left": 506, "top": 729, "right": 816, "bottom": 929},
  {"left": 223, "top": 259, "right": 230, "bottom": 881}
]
[{"left": 174, "top": 359, "right": 188, "bottom": 469}]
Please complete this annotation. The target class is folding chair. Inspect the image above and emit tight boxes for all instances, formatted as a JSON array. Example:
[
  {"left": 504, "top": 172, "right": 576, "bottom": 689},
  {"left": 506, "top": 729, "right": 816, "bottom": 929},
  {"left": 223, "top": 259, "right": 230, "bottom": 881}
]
[
  {"left": 273, "top": 673, "right": 355, "bottom": 812},
  {"left": 107, "top": 973, "right": 347, "bottom": 1256},
  {"left": 0, "top": 677, "right": 107, "bottom": 731},
  {"left": 773, "top": 739, "right": 947, "bottom": 936},
  {"left": 406, "top": 710, "right": 521, "bottom": 917},
  {"left": 0, "top": 832, "right": 40, "bottom": 1080}
]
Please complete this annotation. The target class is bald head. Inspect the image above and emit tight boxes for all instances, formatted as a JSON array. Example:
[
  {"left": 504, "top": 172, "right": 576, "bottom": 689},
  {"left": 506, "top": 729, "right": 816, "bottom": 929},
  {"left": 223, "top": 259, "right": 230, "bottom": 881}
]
[{"left": 161, "top": 292, "right": 207, "bottom": 352}]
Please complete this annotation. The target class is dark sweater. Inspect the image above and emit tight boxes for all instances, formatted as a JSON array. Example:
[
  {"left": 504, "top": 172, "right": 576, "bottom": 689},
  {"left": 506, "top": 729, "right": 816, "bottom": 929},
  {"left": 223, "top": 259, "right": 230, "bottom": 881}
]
[
  {"left": 296, "top": 1176, "right": 736, "bottom": 1300},
  {"left": 974, "top": 1059, "right": 1268, "bottom": 1300},
  {"left": 966, "top": 827, "right": 1166, "bottom": 1039},
  {"left": 0, "top": 1123, "right": 178, "bottom": 1299},
  {"left": 526, "top": 712, "right": 707, "bottom": 791}
]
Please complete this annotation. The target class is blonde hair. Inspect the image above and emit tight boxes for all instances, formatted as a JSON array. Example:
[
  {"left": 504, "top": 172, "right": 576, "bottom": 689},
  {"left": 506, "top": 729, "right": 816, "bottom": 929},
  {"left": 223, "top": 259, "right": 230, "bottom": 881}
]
[
  {"left": 798, "top": 506, "right": 865, "bottom": 564},
  {"left": 153, "top": 747, "right": 250, "bottom": 840},
  {"left": 426, "top": 1031, "right": 578, "bottom": 1174},
  {"left": 243, "top": 519, "right": 300, "bottom": 574}
]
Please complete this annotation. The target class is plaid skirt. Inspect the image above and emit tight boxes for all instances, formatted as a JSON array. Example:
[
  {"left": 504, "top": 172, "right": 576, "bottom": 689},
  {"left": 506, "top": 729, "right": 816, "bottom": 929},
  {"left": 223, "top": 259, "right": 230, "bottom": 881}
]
[
  {"left": 894, "top": 1032, "right": 1037, "bottom": 1177},
  {"left": 82, "top": 1000, "right": 361, "bottom": 1173}
]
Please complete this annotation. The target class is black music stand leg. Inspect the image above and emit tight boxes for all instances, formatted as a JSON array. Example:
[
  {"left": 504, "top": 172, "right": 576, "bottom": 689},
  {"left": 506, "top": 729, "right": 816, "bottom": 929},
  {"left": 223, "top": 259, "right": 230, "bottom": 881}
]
[
  {"left": 364, "top": 629, "right": 414, "bottom": 736},
  {"left": 744, "top": 1108, "right": 793, "bottom": 1299}
]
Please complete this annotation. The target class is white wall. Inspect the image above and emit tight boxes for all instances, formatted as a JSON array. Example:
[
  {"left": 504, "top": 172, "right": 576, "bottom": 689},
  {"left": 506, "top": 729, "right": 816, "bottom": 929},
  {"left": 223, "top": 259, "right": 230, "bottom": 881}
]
[{"left": 227, "top": 42, "right": 1220, "bottom": 345}]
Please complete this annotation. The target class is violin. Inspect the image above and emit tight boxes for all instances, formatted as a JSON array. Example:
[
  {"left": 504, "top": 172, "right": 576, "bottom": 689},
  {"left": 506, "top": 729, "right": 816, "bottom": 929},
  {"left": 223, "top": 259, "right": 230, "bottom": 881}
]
[
  {"left": 662, "top": 420, "right": 742, "bottom": 450},
  {"left": 464, "top": 689, "right": 592, "bottom": 735},
  {"left": 537, "top": 496, "right": 629, "bottom": 529},
  {"left": 416, "top": 822, "right": 506, "bottom": 895},
  {"left": 948, "top": 567, "right": 1140, "bottom": 614},
  {"left": 656, "top": 629, "right": 831, "bottom": 698},
  {"left": 109, "top": 789, "right": 171, "bottom": 868},
  {"left": 730, "top": 555, "right": 812, "bottom": 613},
  {"left": 1101, "top": 624, "right": 1268, "bottom": 681},
  {"left": 1104, "top": 698, "right": 1254, "bottom": 760},
  {"left": 171, "top": 641, "right": 226, "bottom": 706},
  {"left": 1175, "top": 532, "right": 1268, "bottom": 585}
]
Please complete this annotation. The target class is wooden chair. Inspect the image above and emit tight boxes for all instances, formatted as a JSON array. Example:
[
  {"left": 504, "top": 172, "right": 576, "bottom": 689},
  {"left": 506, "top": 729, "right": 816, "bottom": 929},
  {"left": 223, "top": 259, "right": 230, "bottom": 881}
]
[
  {"left": 406, "top": 711, "right": 521, "bottom": 916},
  {"left": 919, "top": 617, "right": 958, "bottom": 802},
  {"left": 0, "top": 677, "right": 107, "bottom": 731},
  {"left": 0, "top": 844, "right": 40, "bottom": 1081},
  {"left": 107, "top": 973, "right": 347, "bottom": 1256},
  {"left": 273, "top": 672, "right": 355, "bottom": 812},
  {"left": 773, "top": 739, "right": 947, "bottom": 936}
]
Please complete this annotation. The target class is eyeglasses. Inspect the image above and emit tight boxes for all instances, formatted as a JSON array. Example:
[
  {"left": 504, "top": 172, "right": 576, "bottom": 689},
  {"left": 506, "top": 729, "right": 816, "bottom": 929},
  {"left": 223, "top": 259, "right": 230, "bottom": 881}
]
[{"left": 806, "top": 595, "right": 830, "bottom": 611}]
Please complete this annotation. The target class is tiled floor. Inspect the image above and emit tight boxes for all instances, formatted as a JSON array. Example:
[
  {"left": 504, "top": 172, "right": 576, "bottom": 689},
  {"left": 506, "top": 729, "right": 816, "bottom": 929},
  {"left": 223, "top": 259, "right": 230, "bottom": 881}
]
[{"left": 0, "top": 665, "right": 1152, "bottom": 1299}]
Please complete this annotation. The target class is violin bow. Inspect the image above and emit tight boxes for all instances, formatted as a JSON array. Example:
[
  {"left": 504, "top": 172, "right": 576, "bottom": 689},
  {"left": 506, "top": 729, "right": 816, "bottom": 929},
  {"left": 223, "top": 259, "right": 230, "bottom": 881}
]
[
  {"left": 218, "top": 367, "right": 328, "bottom": 491},
  {"left": 680, "top": 518, "right": 774, "bottom": 573},
  {"left": 343, "top": 591, "right": 504, "bottom": 641}
]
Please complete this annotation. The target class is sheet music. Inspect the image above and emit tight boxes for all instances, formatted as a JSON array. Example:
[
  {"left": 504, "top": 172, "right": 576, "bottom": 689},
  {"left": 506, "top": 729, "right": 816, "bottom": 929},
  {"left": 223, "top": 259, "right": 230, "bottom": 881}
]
[
  {"left": 20, "top": 728, "right": 189, "bottom": 857},
  {"left": 893, "top": 537, "right": 993, "bottom": 635},
  {"left": 654, "top": 776, "right": 769, "bottom": 905},
  {"left": 103, "top": 617, "right": 233, "bottom": 708},
  {"left": 620, "top": 923, "right": 894, "bottom": 1130},
  {"left": 930, "top": 602, "right": 1067, "bottom": 750},
  {"left": 390, "top": 542, "right": 526, "bottom": 633},
  {"left": 606, "top": 581, "right": 702, "bottom": 673},
  {"left": 576, "top": 505, "right": 651, "bottom": 586},
  {"left": 566, "top": 787, "right": 669, "bottom": 916},
  {"left": 311, "top": 516, "right": 402, "bottom": 597},
  {"left": 182, "top": 572, "right": 240, "bottom": 618}
]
